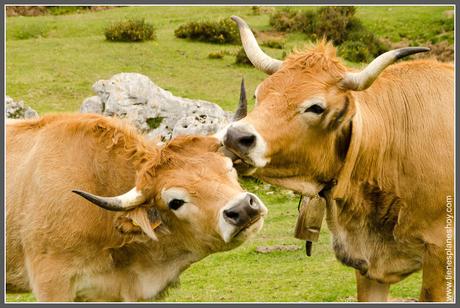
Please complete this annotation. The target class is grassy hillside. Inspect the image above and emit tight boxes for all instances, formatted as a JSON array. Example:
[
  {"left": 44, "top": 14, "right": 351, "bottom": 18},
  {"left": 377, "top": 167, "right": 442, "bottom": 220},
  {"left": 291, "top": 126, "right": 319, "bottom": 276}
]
[{"left": 6, "top": 5, "right": 452, "bottom": 302}]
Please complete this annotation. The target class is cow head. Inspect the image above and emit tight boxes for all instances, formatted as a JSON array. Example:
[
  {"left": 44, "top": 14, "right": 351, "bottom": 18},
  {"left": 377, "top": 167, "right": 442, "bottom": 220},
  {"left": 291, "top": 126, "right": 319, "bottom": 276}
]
[
  {"left": 221, "top": 16, "right": 429, "bottom": 195},
  {"left": 73, "top": 135, "right": 267, "bottom": 254}
]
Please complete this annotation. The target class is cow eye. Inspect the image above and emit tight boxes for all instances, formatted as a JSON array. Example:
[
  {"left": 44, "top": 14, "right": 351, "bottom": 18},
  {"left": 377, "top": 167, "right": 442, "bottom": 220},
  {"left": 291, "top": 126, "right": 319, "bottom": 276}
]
[
  {"left": 168, "top": 199, "right": 185, "bottom": 210},
  {"left": 304, "top": 104, "right": 325, "bottom": 114}
]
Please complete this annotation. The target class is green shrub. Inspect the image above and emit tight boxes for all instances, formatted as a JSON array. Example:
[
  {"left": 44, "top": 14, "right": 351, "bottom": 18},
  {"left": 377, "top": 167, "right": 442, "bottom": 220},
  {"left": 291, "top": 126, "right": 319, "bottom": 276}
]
[
  {"left": 13, "top": 24, "right": 51, "bottom": 40},
  {"left": 270, "top": 6, "right": 389, "bottom": 63},
  {"left": 262, "top": 38, "right": 285, "bottom": 49},
  {"left": 208, "top": 51, "right": 225, "bottom": 59},
  {"left": 47, "top": 6, "right": 91, "bottom": 16},
  {"left": 105, "top": 19, "right": 156, "bottom": 42},
  {"left": 338, "top": 41, "right": 371, "bottom": 63},
  {"left": 235, "top": 48, "right": 252, "bottom": 65},
  {"left": 269, "top": 8, "right": 304, "bottom": 32},
  {"left": 252, "top": 6, "right": 261, "bottom": 15},
  {"left": 270, "top": 7, "right": 357, "bottom": 41},
  {"left": 174, "top": 19, "right": 239, "bottom": 44},
  {"left": 312, "top": 6, "right": 356, "bottom": 44},
  {"left": 344, "top": 19, "right": 389, "bottom": 59},
  {"left": 297, "top": 10, "right": 317, "bottom": 35}
]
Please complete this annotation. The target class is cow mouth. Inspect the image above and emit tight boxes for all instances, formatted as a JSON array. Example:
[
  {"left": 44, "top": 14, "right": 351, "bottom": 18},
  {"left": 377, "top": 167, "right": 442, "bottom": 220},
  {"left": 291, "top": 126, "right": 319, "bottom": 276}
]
[
  {"left": 232, "top": 157, "right": 257, "bottom": 175},
  {"left": 232, "top": 215, "right": 263, "bottom": 239},
  {"left": 220, "top": 146, "right": 257, "bottom": 175}
]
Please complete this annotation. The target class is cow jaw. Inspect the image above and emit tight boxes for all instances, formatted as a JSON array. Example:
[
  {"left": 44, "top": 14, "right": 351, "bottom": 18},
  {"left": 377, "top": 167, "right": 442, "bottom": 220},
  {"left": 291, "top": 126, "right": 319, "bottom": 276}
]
[
  {"left": 217, "top": 192, "right": 267, "bottom": 243},
  {"left": 257, "top": 174, "right": 324, "bottom": 196}
]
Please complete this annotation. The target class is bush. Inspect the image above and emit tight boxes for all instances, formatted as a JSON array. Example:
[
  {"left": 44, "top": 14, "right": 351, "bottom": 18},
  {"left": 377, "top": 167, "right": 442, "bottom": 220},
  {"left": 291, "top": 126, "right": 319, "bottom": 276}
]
[
  {"left": 174, "top": 19, "right": 240, "bottom": 44},
  {"left": 313, "top": 6, "right": 356, "bottom": 44},
  {"left": 297, "top": 10, "right": 317, "bottom": 35},
  {"left": 252, "top": 6, "right": 261, "bottom": 15},
  {"left": 270, "top": 7, "right": 357, "bottom": 42},
  {"left": 235, "top": 48, "right": 252, "bottom": 65},
  {"left": 13, "top": 23, "right": 51, "bottom": 40},
  {"left": 47, "top": 6, "right": 91, "bottom": 15},
  {"left": 338, "top": 41, "right": 371, "bottom": 63},
  {"left": 270, "top": 6, "right": 389, "bottom": 63},
  {"left": 269, "top": 8, "right": 304, "bottom": 32},
  {"left": 262, "top": 38, "right": 285, "bottom": 49},
  {"left": 105, "top": 19, "right": 156, "bottom": 42},
  {"left": 208, "top": 51, "right": 225, "bottom": 59},
  {"left": 344, "top": 19, "right": 389, "bottom": 59}
]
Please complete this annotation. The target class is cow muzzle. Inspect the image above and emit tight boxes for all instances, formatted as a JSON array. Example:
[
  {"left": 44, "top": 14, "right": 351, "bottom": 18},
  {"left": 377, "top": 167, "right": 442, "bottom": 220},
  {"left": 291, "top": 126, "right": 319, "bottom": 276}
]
[
  {"left": 224, "top": 126, "right": 256, "bottom": 156},
  {"left": 223, "top": 122, "right": 269, "bottom": 168},
  {"left": 219, "top": 192, "right": 267, "bottom": 243}
]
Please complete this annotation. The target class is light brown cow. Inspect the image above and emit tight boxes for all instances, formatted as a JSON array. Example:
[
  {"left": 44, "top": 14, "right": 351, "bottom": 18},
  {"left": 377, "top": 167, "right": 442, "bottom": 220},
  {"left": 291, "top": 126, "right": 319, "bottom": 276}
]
[
  {"left": 6, "top": 113, "right": 267, "bottom": 302},
  {"left": 222, "top": 16, "right": 454, "bottom": 302}
]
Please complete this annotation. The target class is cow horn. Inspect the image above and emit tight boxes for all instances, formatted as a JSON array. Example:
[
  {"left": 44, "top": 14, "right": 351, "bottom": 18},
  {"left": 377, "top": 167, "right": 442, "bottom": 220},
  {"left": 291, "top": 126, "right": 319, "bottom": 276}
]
[
  {"left": 232, "top": 16, "right": 283, "bottom": 75},
  {"left": 340, "top": 47, "right": 430, "bottom": 91},
  {"left": 233, "top": 77, "right": 248, "bottom": 121},
  {"left": 72, "top": 187, "right": 146, "bottom": 212}
]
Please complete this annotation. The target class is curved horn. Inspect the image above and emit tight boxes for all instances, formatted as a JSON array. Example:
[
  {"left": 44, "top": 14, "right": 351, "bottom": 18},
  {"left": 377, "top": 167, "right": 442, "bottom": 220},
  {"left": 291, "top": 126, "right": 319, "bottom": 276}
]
[
  {"left": 72, "top": 187, "right": 146, "bottom": 212},
  {"left": 231, "top": 16, "right": 283, "bottom": 74},
  {"left": 233, "top": 77, "right": 248, "bottom": 121},
  {"left": 340, "top": 47, "right": 430, "bottom": 91}
]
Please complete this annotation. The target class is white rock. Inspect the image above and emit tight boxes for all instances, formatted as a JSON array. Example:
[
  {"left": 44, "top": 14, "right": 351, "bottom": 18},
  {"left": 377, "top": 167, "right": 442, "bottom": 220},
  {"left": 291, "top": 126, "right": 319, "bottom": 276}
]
[
  {"left": 5, "top": 96, "right": 39, "bottom": 119},
  {"left": 80, "top": 96, "right": 104, "bottom": 114},
  {"left": 82, "top": 73, "right": 232, "bottom": 141}
]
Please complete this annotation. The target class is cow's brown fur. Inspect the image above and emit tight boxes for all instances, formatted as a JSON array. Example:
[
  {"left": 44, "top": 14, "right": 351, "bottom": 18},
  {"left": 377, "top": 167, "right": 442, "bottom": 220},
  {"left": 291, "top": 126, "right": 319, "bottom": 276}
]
[
  {"left": 234, "top": 41, "right": 454, "bottom": 301},
  {"left": 6, "top": 113, "right": 254, "bottom": 301}
]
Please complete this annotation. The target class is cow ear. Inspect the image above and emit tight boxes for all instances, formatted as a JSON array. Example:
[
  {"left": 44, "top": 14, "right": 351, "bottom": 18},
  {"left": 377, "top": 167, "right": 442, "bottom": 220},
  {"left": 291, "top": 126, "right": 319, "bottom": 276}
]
[
  {"left": 333, "top": 98, "right": 364, "bottom": 200},
  {"left": 123, "top": 207, "right": 165, "bottom": 241},
  {"left": 324, "top": 96, "right": 353, "bottom": 131}
]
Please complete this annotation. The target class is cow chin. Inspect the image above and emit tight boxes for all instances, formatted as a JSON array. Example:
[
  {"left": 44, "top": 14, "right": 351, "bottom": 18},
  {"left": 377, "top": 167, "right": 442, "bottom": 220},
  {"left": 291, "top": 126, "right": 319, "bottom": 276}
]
[
  {"left": 256, "top": 174, "right": 324, "bottom": 196},
  {"left": 222, "top": 217, "right": 265, "bottom": 248},
  {"left": 229, "top": 218, "right": 265, "bottom": 245}
]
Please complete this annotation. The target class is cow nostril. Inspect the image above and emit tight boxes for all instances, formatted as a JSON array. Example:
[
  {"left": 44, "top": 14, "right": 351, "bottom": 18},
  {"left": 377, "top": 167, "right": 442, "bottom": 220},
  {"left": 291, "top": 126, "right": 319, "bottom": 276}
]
[
  {"left": 224, "top": 127, "right": 257, "bottom": 154},
  {"left": 247, "top": 195, "right": 259, "bottom": 209},
  {"left": 223, "top": 209, "right": 240, "bottom": 224},
  {"left": 238, "top": 135, "right": 256, "bottom": 148}
]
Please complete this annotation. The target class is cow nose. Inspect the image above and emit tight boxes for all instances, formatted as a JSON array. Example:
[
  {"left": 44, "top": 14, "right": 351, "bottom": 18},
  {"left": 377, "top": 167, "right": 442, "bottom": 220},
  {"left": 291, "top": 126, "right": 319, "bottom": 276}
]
[
  {"left": 223, "top": 194, "right": 262, "bottom": 227},
  {"left": 224, "top": 126, "right": 256, "bottom": 155}
]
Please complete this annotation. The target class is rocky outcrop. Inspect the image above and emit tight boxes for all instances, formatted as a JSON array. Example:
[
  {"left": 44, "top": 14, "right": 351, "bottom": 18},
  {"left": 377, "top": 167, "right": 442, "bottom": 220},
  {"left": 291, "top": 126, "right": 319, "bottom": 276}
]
[
  {"left": 5, "top": 96, "right": 39, "bottom": 119},
  {"left": 81, "top": 73, "right": 232, "bottom": 141}
]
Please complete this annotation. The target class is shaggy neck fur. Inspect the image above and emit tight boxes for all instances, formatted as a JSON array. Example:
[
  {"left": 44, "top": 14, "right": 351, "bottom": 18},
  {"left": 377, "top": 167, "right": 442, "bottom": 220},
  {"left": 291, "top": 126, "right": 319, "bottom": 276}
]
[{"left": 333, "top": 60, "right": 454, "bottom": 211}]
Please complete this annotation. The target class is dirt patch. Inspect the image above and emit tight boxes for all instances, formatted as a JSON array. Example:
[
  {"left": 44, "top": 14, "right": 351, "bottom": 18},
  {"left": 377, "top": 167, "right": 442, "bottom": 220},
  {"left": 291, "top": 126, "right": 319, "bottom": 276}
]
[{"left": 255, "top": 244, "right": 301, "bottom": 253}]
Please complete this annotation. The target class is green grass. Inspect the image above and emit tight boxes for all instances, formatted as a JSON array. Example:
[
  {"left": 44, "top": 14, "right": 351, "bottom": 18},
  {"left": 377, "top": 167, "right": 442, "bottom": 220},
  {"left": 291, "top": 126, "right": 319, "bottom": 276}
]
[{"left": 5, "top": 5, "right": 446, "bottom": 302}]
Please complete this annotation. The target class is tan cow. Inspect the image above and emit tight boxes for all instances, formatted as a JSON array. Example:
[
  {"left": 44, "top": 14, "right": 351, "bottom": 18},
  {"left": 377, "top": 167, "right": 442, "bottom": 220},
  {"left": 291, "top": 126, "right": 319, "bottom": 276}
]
[
  {"left": 222, "top": 16, "right": 454, "bottom": 302},
  {"left": 6, "top": 113, "right": 267, "bottom": 302}
]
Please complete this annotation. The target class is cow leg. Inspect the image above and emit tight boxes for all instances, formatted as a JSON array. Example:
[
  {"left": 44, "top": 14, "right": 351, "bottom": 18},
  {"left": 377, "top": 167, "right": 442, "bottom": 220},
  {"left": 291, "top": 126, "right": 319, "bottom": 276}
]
[
  {"left": 26, "top": 254, "right": 75, "bottom": 302},
  {"left": 420, "top": 243, "right": 450, "bottom": 302},
  {"left": 355, "top": 270, "right": 390, "bottom": 302}
]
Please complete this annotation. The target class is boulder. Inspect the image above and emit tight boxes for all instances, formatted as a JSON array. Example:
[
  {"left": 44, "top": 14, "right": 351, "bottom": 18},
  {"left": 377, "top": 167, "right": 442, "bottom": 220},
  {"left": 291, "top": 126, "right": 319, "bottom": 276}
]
[
  {"left": 6, "top": 96, "right": 39, "bottom": 119},
  {"left": 81, "top": 73, "right": 232, "bottom": 141}
]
